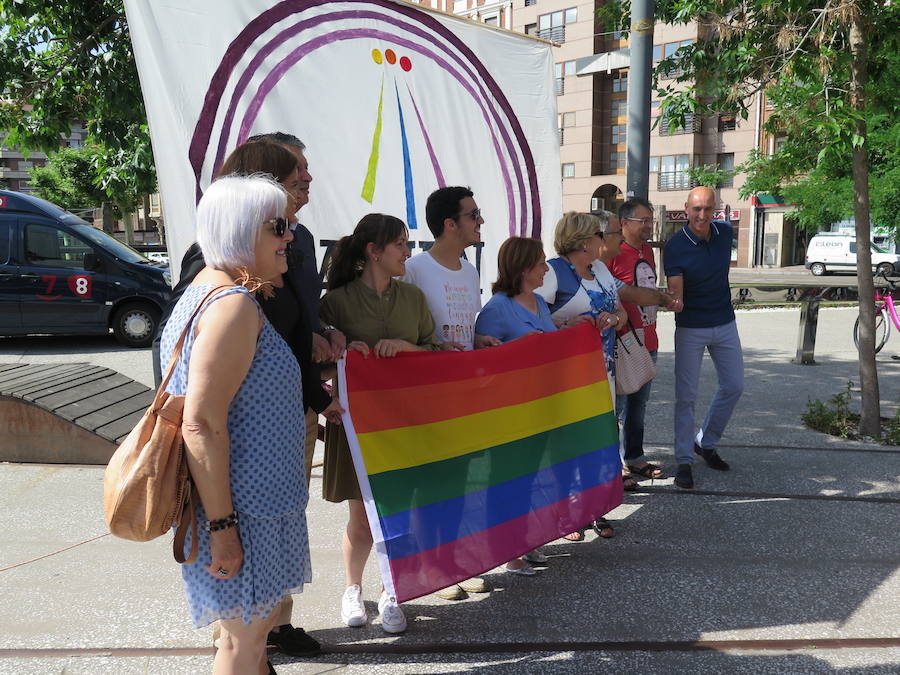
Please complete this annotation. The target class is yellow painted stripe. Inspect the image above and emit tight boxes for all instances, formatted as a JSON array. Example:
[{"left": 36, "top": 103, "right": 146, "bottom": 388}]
[{"left": 356, "top": 381, "right": 612, "bottom": 475}]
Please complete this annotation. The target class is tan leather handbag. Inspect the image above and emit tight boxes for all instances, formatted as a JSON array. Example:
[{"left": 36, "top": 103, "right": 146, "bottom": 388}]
[{"left": 103, "top": 285, "right": 230, "bottom": 564}]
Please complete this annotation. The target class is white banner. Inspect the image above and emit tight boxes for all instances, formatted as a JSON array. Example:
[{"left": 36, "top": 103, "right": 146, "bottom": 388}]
[{"left": 124, "top": 0, "right": 561, "bottom": 292}]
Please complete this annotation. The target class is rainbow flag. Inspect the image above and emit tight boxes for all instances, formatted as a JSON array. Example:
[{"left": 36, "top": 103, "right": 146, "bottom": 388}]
[{"left": 338, "top": 323, "right": 622, "bottom": 602}]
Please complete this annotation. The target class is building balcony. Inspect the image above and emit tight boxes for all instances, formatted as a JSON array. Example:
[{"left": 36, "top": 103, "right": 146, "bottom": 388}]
[
  {"left": 658, "top": 113, "right": 700, "bottom": 136},
  {"left": 537, "top": 25, "right": 565, "bottom": 43},
  {"left": 657, "top": 171, "right": 698, "bottom": 191}
]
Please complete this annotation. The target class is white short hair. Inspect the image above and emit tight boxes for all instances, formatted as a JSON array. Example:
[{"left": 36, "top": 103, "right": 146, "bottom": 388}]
[{"left": 196, "top": 174, "right": 287, "bottom": 271}]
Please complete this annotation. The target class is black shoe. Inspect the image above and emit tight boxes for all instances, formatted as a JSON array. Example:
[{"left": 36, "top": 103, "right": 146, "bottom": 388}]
[
  {"left": 694, "top": 444, "right": 730, "bottom": 471},
  {"left": 267, "top": 624, "right": 321, "bottom": 657},
  {"left": 674, "top": 464, "right": 694, "bottom": 489}
]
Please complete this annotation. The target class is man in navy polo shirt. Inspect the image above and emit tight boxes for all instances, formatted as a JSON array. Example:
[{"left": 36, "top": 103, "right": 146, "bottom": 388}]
[{"left": 664, "top": 186, "right": 744, "bottom": 489}]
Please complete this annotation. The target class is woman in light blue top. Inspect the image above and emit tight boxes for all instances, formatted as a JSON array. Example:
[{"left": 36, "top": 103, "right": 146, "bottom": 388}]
[
  {"left": 475, "top": 236, "right": 556, "bottom": 575},
  {"left": 476, "top": 237, "right": 556, "bottom": 341}
]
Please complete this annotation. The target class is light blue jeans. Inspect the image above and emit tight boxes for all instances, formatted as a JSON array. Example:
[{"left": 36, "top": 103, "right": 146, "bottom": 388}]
[
  {"left": 615, "top": 350, "right": 658, "bottom": 466},
  {"left": 673, "top": 321, "right": 744, "bottom": 465}
]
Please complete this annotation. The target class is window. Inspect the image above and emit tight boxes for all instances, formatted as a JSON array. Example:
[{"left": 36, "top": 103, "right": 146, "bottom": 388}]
[
  {"left": 718, "top": 114, "right": 737, "bottom": 132},
  {"left": 524, "top": 0, "right": 536, "bottom": 5},
  {"left": 454, "top": 0, "right": 467, "bottom": 12},
  {"left": 773, "top": 135, "right": 788, "bottom": 153},
  {"left": 562, "top": 163, "right": 575, "bottom": 178},
  {"left": 611, "top": 99, "right": 627, "bottom": 119},
  {"left": 538, "top": 8, "right": 576, "bottom": 42},
  {"left": 483, "top": 14, "right": 498, "bottom": 25},
  {"left": 611, "top": 124, "right": 626, "bottom": 145},
  {"left": 649, "top": 156, "right": 659, "bottom": 173},
  {"left": 659, "top": 113, "right": 700, "bottom": 135},
  {"left": 610, "top": 152, "right": 626, "bottom": 171},
  {"left": 18, "top": 161, "right": 33, "bottom": 170},
  {"left": 560, "top": 112, "right": 576, "bottom": 127},
  {"left": 25, "top": 224, "right": 93, "bottom": 269},
  {"left": 525, "top": 23, "right": 537, "bottom": 35},
  {"left": 654, "top": 39, "right": 694, "bottom": 62},
  {"left": 0, "top": 221, "right": 12, "bottom": 264},
  {"left": 563, "top": 60, "right": 576, "bottom": 76},
  {"left": 717, "top": 153, "right": 735, "bottom": 187},
  {"left": 657, "top": 154, "right": 695, "bottom": 190},
  {"left": 612, "top": 72, "right": 628, "bottom": 92}
]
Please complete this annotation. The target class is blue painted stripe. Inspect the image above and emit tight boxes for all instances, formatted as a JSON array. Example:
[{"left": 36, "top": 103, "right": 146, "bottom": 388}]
[
  {"left": 378, "top": 443, "right": 621, "bottom": 560},
  {"left": 395, "top": 81, "right": 417, "bottom": 229}
]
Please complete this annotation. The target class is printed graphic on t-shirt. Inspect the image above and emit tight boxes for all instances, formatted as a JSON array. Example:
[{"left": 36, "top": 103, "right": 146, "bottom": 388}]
[
  {"left": 635, "top": 258, "right": 657, "bottom": 326},
  {"left": 441, "top": 280, "right": 478, "bottom": 346}
]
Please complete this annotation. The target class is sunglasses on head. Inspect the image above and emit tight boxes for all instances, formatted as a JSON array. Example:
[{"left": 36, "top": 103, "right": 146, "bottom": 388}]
[{"left": 265, "top": 217, "right": 289, "bottom": 237}]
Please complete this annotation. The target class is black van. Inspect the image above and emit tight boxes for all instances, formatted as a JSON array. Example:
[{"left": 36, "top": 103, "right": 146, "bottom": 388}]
[{"left": 0, "top": 190, "right": 172, "bottom": 347}]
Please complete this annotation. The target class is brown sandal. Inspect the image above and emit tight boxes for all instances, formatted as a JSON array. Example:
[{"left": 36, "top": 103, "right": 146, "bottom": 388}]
[
  {"left": 627, "top": 462, "right": 664, "bottom": 479},
  {"left": 563, "top": 529, "right": 586, "bottom": 542}
]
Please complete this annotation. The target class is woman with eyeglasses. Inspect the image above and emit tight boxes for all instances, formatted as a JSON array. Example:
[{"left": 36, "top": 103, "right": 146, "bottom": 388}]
[
  {"left": 319, "top": 213, "right": 440, "bottom": 635},
  {"left": 158, "top": 174, "right": 309, "bottom": 675}
]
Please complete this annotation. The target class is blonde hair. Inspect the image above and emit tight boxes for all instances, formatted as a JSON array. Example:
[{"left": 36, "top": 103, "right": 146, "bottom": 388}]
[{"left": 554, "top": 211, "right": 606, "bottom": 255}]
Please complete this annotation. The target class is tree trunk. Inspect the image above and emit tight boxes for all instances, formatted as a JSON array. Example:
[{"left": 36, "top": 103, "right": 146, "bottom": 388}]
[
  {"left": 101, "top": 202, "right": 115, "bottom": 234},
  {"left": 848, "top": 13, "right": 880, "bottom": 437}
]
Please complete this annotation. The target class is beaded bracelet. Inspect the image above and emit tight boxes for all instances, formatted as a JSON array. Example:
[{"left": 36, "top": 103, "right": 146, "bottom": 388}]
[{"left": 207, "top": 512, "right": 239, "bottom": 533}]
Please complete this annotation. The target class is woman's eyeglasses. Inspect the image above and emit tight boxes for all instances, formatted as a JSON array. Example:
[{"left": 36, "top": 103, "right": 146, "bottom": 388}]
[{"left": 265, "top": 217, "right": 289, "bottom": 237}]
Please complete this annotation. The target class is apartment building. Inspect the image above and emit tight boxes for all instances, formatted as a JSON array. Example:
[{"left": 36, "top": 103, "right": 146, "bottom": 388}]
[
  {"left": 443, "top": 0, "right": 780, "bottom": 267},
  {"left": 0, "top": 124, "right": 89, "bottom": 194}
]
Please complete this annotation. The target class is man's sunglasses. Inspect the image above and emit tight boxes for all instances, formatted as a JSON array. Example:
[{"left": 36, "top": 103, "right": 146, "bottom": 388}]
[{"left": 457, "top": 207, "right": 481, "bottom": 221}]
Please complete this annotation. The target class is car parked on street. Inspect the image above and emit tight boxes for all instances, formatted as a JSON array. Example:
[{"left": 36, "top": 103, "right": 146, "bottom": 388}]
[{"left": 0, "top": 190, "right": 172, "bottom": 347}]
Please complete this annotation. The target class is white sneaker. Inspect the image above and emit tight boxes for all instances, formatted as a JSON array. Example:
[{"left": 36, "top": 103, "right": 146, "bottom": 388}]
[
  {"left": 378, "top": 591, "right": 408, "bottom": 634},
  {"left": 341, "top": 584, "right": 367, "bottom": 627}
]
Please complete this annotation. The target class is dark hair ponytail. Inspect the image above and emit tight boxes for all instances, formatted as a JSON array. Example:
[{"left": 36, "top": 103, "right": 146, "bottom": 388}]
[{"left": 326, "top": 213, "right": 407, "bottom": 290}]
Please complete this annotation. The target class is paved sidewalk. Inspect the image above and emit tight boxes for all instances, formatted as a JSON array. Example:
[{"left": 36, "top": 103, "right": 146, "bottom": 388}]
[{"left": 2, "top": 307, "right": 899, "bottom": 673}]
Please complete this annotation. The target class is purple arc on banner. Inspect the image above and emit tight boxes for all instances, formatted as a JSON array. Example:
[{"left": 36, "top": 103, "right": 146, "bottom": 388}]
[
  {"left": 235, "top": 28, "right": 515, "bottom": 235},
  {"left": 188, "top": 0, "right": 542, "bottom": 237}
]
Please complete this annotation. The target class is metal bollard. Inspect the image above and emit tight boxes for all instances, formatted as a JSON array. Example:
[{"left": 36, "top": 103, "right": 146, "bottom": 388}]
[{"left": 793, "top": 298, "right": 820, "bottom": 365}]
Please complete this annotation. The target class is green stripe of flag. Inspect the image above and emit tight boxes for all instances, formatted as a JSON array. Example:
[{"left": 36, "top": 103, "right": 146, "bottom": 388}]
[{"left": 369, "top": 412, "right": 618, "bottom": 518}]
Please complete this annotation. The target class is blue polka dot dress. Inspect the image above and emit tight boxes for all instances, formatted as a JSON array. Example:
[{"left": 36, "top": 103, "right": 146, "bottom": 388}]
[{"left": 159, "top": 284, "right": 311, "bottom": 628}]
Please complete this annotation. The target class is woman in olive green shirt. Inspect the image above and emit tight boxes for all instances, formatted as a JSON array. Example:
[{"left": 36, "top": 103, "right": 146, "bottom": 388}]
[{"left": 320, "top": 213, "right": 438, "bottom": 634}]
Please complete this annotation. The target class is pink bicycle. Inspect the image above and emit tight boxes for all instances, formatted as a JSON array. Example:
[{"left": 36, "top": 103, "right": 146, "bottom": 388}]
[{"left": 853, "top": 271, "right": 899, "bottom": 353}]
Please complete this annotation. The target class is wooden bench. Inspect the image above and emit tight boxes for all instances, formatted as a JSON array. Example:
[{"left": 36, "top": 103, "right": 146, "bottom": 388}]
[{"left": 0, "top": 363, "right": 153, "bottom": 464}]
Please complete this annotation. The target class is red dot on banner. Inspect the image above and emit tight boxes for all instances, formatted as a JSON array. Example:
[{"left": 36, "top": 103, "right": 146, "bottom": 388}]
[
  {"left": 400, "top": 56, "right": 412, "bottom": 71},
  {"left": 385, "top": 49, "right": 396, "bottom": 64}
]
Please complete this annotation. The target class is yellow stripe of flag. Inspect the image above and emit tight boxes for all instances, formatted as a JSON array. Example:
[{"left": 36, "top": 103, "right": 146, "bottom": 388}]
[{"left": 356, "top": 381, "right": 612, "bottom": 475}]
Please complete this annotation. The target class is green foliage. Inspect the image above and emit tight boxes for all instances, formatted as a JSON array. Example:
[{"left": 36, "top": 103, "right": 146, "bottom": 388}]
[
  {"left": 802, "top": 382, "right": 900, "bottom": 445},
  {"left": 0, "top": 1, "right": 156, "bottom": 206},
  {"left": 686, "top": 163, "right": 737, "bottom": 189},
  {"left": 884, "top": 406, "right": 900, "bottom": 447},
  {"left": 29, "top": 147, "right": 113, "bottom": 213},
  {"left": 802, "top": 382, "right": 857, "bottom": 439}
]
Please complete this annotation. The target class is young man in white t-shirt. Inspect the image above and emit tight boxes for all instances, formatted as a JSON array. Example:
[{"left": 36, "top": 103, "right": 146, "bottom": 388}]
[
  {"left": 401, "top": 186, "right": 501, "bottom": 601},
  {"left": 402, "top": 186, "right": 501, "bottom": 351}
]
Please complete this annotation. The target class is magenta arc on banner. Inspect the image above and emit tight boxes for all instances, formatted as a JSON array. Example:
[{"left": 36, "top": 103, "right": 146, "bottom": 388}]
[{"left": 187, "top": 0, "right": 543, "bottom": 238}]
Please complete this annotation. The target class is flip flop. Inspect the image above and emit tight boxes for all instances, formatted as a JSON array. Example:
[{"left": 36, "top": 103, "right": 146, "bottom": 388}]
[
  {"left": 627, "top": 463, "right": 664, "bottom": 479},
  {"left": 591, "top": 518, "right": 614, "bottom": 539},
  {"left": 623, "top": 472, "right": 638, "bottom": 491}
]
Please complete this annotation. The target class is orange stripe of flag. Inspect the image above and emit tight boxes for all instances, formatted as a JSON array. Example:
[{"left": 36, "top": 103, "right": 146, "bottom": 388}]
[{"left": 349, "top": 350, "right": 606, "bottom": 434}]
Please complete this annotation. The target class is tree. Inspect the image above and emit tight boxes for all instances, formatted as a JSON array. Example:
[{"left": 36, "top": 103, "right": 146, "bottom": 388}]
[
  {"left": 600, "top": 0, "right": 899, "bottom": 437},
  {"left": 0, "top": 1, "right": 156, "bottom": 208}
]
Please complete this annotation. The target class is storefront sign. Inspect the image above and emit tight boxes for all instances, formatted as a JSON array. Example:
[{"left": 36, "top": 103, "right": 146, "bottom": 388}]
[{"left": 667, "top": 209, "right": 740, "bottom": 221}]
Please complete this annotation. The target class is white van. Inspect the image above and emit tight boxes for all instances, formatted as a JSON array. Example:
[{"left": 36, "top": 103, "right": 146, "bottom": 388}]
[{"left": 805, "top": 233, "right": 899, "bottom": 276}]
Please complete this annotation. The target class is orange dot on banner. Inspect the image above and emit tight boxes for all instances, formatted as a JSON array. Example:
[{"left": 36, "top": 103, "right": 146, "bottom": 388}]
[
  {"left": 372, "top": 49, "right": 383, "bottom": 64},
  {"left": 385, "top": 49, "right": 396, "bottom": 64},
  {"left": 400, "top": 56, "right": 412, "bottom": 71}
]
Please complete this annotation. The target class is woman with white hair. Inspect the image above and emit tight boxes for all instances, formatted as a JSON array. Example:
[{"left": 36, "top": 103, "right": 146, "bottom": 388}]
[{"left": 158, "top": 174, "right": 308, "bottom": 675}]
